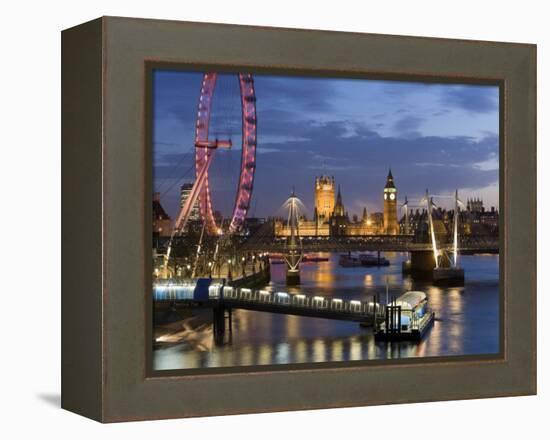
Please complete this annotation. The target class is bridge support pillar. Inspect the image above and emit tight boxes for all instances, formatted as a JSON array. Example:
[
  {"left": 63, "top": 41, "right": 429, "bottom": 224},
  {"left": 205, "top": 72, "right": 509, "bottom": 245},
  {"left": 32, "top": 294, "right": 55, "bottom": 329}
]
[
  {"left": 286, "top": 268, "right": 300, "bottom": 285},
  {"left": 285, "top": 250, "right": 301, "bottom": 285},
  {"left": 433, "top": 267, "right": 464, "bottom": 285},
  {"left": 212, "top": 305, "right": 226, "bottom": 339},
  {"left": 409, "top": 250, "right": 436, "bottom": 274}
]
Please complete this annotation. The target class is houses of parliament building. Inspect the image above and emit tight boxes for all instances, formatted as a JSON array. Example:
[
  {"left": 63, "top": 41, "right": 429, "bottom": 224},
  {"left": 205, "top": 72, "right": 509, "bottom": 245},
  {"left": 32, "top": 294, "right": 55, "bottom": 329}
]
[{"left": 274, "top": 170, "right": 399, "bottom": 237}]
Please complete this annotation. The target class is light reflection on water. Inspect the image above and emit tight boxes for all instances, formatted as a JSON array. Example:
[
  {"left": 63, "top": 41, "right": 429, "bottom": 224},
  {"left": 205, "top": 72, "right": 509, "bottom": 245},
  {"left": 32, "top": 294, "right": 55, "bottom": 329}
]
[{"left": 153, "top": 253, "right": 499, "bottom": 370}]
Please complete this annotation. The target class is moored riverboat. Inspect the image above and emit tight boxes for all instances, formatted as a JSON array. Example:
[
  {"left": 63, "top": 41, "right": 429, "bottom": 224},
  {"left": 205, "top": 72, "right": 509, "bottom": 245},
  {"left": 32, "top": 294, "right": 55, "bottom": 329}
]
[
  {"left": 375, "top": 291, "right": 434, "bottom": 341},
  {"left": 339, "top": 253, "right": 362, "bottom": 267},
  {"left": 359, "top": 253, "right": 390, "bottom": 267},
  {"left": 303, "top": 253, "right": 329, "bottom": 262}
]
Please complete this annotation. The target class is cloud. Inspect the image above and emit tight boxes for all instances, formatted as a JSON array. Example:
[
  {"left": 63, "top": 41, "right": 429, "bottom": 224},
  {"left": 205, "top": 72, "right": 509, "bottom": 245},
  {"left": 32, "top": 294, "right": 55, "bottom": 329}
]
[
  {"left": 393, "top": 116, "right": 423, "bottom": 137},
  {"left": 440, "top": 85, "right": 499, "bottom": 113},
  {"left": 255, "top": 75, "right": 338, "bottom": 113},
  {"left": 379, "top": 81, "right": 439, "bottom": 96},
  {"left": 432, "top": 109, "right": 451, "bottom": 117},
  {"left": 152, "top": 70, "right": 500, "bottom": 219},
  {"left": 154, "top": 113, "right": 499, "bottom": 219},
  {"left": 256, "top": 147, "right": 284, "bottom": 154},
  {"left": 246, "top": 118, "right": 499, "bottom": 217}
]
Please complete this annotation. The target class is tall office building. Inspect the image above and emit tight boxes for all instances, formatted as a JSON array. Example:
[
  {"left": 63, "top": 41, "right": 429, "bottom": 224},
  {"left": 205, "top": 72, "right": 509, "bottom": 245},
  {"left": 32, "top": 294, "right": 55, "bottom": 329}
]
[{"left": 180, "top": 182, "right": 201, "bottom": 221}]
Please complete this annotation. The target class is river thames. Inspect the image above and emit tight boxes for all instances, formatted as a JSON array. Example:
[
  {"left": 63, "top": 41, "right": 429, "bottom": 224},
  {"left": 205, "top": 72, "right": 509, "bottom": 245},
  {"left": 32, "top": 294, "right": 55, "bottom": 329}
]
[{"left": 153, "top": 252, "right": 500, "bottom": 370}]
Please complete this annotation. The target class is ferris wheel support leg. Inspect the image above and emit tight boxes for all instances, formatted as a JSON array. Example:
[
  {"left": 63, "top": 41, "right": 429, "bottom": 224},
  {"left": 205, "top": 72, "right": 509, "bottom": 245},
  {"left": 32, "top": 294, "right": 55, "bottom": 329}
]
[
  {"left": 162, "top": 152, "right": 215, "bottom": 276},
  {"left": 174, "top": 152, "right": 214, "bottom": 232}
]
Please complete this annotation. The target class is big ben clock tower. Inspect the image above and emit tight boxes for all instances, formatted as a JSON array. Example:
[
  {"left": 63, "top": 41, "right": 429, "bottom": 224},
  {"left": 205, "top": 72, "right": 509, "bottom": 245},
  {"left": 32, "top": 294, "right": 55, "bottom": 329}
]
[{"left": 383, "top": 168, "right": 398, "bottom": 235}]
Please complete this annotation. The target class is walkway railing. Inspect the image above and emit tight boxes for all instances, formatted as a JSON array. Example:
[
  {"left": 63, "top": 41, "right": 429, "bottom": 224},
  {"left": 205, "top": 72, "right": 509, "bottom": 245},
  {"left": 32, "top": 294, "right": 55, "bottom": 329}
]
[
  {"left": 153, "top": 281, "right": 224, "bottom": 301},
  {"left": 222, "top": 286, "right": 383, "bottom": 316},
  {"left": 153, "top": 282, "right": 384, "bottom": 323}
]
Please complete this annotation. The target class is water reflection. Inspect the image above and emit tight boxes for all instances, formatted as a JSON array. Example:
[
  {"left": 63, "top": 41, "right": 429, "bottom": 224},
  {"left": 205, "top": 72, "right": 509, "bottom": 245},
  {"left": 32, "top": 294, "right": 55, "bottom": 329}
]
[{"left": 153, "top": 253, "right": 499, "bottom": 370}]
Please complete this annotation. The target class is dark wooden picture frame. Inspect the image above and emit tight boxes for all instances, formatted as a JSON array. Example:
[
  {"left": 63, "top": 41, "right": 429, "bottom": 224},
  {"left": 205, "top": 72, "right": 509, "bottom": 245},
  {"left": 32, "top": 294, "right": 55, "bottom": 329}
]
[{"left": 62, "top": 16, "right": 536, "bottom": 422}]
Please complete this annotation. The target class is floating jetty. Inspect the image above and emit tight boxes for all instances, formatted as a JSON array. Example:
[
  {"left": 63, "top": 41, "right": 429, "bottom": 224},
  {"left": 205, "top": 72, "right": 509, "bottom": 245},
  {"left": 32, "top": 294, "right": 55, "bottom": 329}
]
[{"left": 375, "top": 291, "right": 434, "bottom": 341}]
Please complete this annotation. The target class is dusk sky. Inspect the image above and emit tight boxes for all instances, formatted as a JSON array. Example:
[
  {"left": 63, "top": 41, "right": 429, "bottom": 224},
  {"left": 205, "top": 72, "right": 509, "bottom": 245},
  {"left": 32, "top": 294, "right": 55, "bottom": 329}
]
[{"left": 153, "top": 70, "right": 499, "bottom": 220}]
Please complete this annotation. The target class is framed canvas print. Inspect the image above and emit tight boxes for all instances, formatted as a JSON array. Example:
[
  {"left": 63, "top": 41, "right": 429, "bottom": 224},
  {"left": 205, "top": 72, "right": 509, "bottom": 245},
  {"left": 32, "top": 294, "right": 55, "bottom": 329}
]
[{"left": 61, "top": 16, "right": 536, "bottom": 422}]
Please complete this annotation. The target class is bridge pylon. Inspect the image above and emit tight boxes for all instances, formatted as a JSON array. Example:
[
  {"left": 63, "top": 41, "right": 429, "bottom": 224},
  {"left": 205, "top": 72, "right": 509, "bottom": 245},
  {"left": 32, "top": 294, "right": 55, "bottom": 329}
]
[
  {"left": 284, "top": 189, "right": 303, "bottom": 285},
  {"left": 433, "top": 189, "right": 465, "bottom": 285}
]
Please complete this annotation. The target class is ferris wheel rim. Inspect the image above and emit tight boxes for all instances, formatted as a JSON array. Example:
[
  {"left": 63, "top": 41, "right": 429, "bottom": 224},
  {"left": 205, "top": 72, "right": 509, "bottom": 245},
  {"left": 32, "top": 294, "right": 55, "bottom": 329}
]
[{"left": 194, "top": 72, "right": 257, "bottom": 234}]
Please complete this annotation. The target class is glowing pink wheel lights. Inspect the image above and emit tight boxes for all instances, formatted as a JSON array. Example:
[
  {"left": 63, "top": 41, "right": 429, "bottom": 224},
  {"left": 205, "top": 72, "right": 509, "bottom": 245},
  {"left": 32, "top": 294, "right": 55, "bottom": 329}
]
[{"left": 194, "top": 73, "right": 257, "bottom": 234}]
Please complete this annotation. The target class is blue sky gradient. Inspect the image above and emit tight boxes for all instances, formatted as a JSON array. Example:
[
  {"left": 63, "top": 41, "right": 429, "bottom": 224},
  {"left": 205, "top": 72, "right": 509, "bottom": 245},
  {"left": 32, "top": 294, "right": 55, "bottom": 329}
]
[{"left": 153, "top": 70, "right": 499, "bottom": 220}]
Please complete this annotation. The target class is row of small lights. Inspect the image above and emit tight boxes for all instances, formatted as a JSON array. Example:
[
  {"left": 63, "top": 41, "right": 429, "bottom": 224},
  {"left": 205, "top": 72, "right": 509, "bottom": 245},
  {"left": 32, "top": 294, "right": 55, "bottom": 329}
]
[
  {"left": 237, "top": 288, "right": 362, "bottom": 307},
  {"left": 155, "top": 283, "right": 366, "bottom": 309},
  {"left": 192, "top": 73, "right": 257, "bottom": 234},
  {"left": 226, "top": 253, "right": 267, "bottom": 265},
  {"left": 232, "top": 73, "right": 256, "bottom": 231},
  {"left": 155, "top": 252, "right": 268, "bottom": 280}
]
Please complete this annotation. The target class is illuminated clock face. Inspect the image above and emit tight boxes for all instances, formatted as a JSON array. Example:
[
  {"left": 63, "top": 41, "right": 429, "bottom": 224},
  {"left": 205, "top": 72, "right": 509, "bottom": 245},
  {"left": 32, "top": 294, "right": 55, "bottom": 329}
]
[
  {"left": 384, "top": 193, "right": 387, "bottom": 200},
  {"left": 390, "top": 193, "right": 395, "bottom": 200}
]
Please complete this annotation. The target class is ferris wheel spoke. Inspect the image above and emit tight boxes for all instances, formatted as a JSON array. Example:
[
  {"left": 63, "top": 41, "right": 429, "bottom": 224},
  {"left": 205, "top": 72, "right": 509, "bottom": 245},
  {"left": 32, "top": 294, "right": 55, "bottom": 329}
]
[{"left": 190, "top": 72, "right": 257, "bottom": 235}]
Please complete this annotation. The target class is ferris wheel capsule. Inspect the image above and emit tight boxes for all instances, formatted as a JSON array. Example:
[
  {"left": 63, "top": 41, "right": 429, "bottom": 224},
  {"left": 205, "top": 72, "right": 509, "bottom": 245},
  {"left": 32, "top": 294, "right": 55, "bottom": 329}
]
[{"left": 194, "top": 72, "right": 258, "bottom": 234}]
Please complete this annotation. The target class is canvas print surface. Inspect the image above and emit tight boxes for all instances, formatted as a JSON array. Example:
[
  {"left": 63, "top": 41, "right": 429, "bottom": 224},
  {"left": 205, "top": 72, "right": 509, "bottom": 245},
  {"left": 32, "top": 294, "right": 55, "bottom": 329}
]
[{"left": 151, "top": 70, "right": 500, "bottom": 371}]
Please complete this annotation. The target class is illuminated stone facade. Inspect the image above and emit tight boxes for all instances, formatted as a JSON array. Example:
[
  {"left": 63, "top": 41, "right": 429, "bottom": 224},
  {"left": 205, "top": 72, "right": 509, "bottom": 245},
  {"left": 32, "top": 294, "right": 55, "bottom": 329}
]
[
  {"left": 153, "top": 192, "right": 173, "bottom": 237},
  {"left": 315, "top": 175, "right": 335, "bottom": 222},
  {"left": 275, "top": 173, "right": 391, "bottom": 237}
]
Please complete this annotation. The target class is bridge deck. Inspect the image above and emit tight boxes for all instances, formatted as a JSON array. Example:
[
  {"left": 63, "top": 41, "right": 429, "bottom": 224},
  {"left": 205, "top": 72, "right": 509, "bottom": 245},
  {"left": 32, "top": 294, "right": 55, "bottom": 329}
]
[
  {"left": 222, "top": 287, "right": 384, "bottom": 323},
  {"left": 239, "top": 235, "right": 499, "bottom": 253},
  {"left": 154, "top": 284, "right": 385, "bottom": 324}
]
